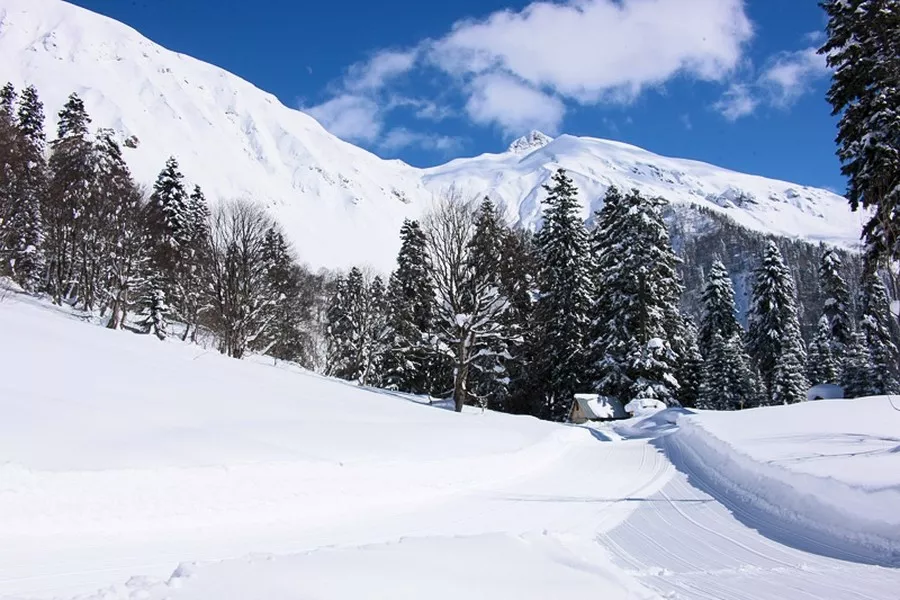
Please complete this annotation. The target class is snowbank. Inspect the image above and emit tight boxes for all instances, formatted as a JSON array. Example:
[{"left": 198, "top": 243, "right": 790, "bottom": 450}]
[{"left": 671, "top": 400, "right": 900, "bottom": 563}]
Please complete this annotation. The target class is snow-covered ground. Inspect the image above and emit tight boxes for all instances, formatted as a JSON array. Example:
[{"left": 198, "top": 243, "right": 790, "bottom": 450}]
[{"left": 2, "top": 292, "right": 899, "bottom": 599}]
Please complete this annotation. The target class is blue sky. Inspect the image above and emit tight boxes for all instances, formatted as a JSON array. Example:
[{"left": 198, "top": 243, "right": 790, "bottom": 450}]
[{"left": 68, "top": 0, "right": 842, "bottom": 192}]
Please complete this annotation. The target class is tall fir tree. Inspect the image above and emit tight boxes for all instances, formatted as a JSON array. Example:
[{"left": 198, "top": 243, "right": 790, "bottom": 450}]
[
  {"left": 592, "top": 187, "right": 685, "bottom": 405},
  {"left": 820, "top": 0, "right": 900, "bottom": 266},
  {"left": 465, "top": 198, "right": 517, "bottom": 410},
  {"left": 748, "top": 241, "right": 809, "bottom": 404},
  {"left": 383, "top": 219, "right": 436, "bottom": 395},
  {"left": 253, "top": 227, "right": 308, "bottom": 362},
  {"left": 497, "top": 227, "right": 538, "bottom": 414},
  {"left": 145, "top": 156, "right": 195, "bottom": 328},
  {"left": 819, "top": 248, "right": 853, "bottom": 357},
  {"left": 677, "top": 317, "right": 704, "bottom": 409},
  {"left": 7, "top": 85, "right": 47, "bottom": 290},
  {"left": 532, "top": 169, "right": 593, "bottom": 420},
  {"left": 697, "top": 261, "right": 761, "bottom": 410},
  {"left": 697, "top": 260, "right": 743, "bottom": 355},
  {"left": 45, "top": 92, "right": 95, "bottom": 303},
  {"left": 806, "top": 315, "right": 840, "bottom": 385},
  {"left": 841, "top": 331, "right": 876, "bottom": 398},
  {"left": 859, "top": 271, "right": 900, "bottom": 394}
]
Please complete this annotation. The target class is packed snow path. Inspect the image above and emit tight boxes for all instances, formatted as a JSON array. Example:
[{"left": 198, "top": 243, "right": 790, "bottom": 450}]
[{"left": 2, "top": 295, "right": 899, "bottom": 599}]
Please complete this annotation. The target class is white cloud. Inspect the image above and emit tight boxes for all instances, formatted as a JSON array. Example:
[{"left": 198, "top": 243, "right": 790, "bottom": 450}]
[
  {"left": 713, "top": 45, "right": 830, "bottom": 120},
  {"left": 380, "top": 127, "right": 463, "bottom": 153},
  {"left": 761, "top": 47, "right": 829, "bottom": 106},
  {"left": 713, "top": 83, "right": 758, "bottom": 121},
  {"left": 465, "top": 73, "right": 566, "bottom": 136},
  {"left": 310, "top": 0, "right": 756, "bottom": 143},
  {"left": 305, "top": 94, "right": 382, "bottom": 142},
  {"left": 345, "top": 49, "right": 418, "bottom": 92},
  {"left": 431, "top": 0, "right": 752, "bottom": 103}
]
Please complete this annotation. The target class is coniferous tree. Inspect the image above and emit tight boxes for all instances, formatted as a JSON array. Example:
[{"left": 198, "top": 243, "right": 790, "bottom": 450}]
[
  {"left": 384, "top": 219, "right": 436, "bottom": 394},
  {"left": 497, "top": 227, "right": 538, "bottom": 414},
  {"left": 45, "top": 93, "right": 95, "bottom": 303},
  {"left": 748, "top": 241, "right": 809, "bottom": 404},
  {"left": 138, "top": 287, "right": 169, "bottom": 340},
  {"left": 696, "top": 261, "right": 761, "bottom": 410},
  {"left": 0, "top": 83, "right": 20, "bottom": 279},
  {"left": 325, "top": 275, "right": 354, "bottom": 377},
  {"left": 1, "top": 85, "right": 45, "bottom": 289},
  {"left": 252, "top": 227, "right": 312, "bottom": 363},
  {"left": 593, "top": 188, "right": 685, "bottom": 405},
  {"left": 859, "top": 272, "right": 900, "bottom": 394},
  {"left": 819, "top": 248, "right": 853, "bottom": 357},
  {"left": 820, "top": 0, "right": 900, "bottom": 265},
  {"left": 806, "top": 315, "right": 840, "bottom": 385},
  {"left": 532, "top": 170, "right": 592, "bottom": 419},
  {"left": 677, "top": 318, "right": 704, "bottom": 409},
  {"left": 698, "top": 260, "right": 743, "bottom": 353},
  {"left": 466, "top": 198, "right": 517, "bottom": 410},
  {"left": 842, "top": 331, "right": 876, "bottom": 398},
  {"left": 91, "top": 129, "right": 145, "bottom": 326}
]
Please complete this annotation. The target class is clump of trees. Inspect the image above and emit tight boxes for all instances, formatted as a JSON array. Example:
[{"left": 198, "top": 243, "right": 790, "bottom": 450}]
[{"left": 0, "top": 84, "right": 325, "bottom": 366}]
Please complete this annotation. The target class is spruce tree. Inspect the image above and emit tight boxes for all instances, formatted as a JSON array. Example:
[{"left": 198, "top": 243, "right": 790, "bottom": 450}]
[
  {"left": 697, "top": 260, "right": 743, "bottom": 353},
  {"left": 466, "top": 198, "right": 516, "bottom": 410},
  {"left": 820, "top": 0, "right": 900, "bottom": 264},
  {"left": 819, "top": 248, "right": 853, "bottom": 357},
  {"left": 859, "top": 272, "right": 900, "bottom": 394},
  {"left": 532, "top": 169, "right": 592, "bottom": 419},
  {"left": 325, "top": 275, "right": 354, "bottom": 377},
  {"left": 842, "top": 331, "right": 876, "bottom": 398},
  {"left": 748, "top": 241, "right": 809, "bottom": 404},
  {"left": 807, "top": 315, "right": 840, "bottom": 385},
  {"left": 592, "top": 188, "right": 685, "bottom": 405},
  {"left": 677, "top": 318, "right": 704, "bottom": 409},
  {"left": 497, "top": 227, "right": 538, "bottom": 414},
  {"left": 139, "top": 287, "right": 169, "bottom": 340},
  {"left": 45, "top": 93, "right": 95, "bottom": 303},
  {"left": 7, "top": 85, "right": 47, "bottom": 290},
  {"left": 254, "top": 227, "right": 308, "bottom": 362},
  {"left": 384, "top": 219, "right": 436, "bottom": 394}
]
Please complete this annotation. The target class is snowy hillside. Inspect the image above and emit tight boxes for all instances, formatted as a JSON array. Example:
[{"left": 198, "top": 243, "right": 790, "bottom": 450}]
[
  {"left": 2, "top": 291, "right": 900, "bottom": 599},
  {"left": 424, "top": 131, "right": 865, "bottom": 247},
  {"left": 0, "top": 0, "right": 865, "bottom": 271}
]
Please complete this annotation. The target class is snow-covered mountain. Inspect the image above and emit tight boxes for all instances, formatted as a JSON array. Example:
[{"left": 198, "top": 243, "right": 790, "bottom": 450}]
[{"left": 0, "top": 0, "right": 864, "bottom": 271}]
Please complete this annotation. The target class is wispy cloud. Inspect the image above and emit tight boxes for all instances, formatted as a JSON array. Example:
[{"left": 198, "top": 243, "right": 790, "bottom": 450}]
[
  {"left": 713, "top": 83, "right": 759, "bottom": 121},
  {"left": 713, "top": 44, "right": 830, "bottom": 121},
  {"left": 379, "top": 128, "right": 464, "bottom": 153}
]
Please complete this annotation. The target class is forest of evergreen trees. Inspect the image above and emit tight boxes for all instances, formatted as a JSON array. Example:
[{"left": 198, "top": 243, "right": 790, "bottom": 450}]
[
  {"left": 0, "top": 85, "right": 328, "bottom": 367},
  {"left": 2, "top": 82, "right": 898, "bottom": 421}
]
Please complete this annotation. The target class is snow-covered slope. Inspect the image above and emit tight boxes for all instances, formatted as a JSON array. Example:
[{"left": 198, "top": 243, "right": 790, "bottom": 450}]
[
  {"left": 424, "top": 131, "right": 865, "bottom": 247},
  {"left": 0, "top": 0, "right": 864, "bottom": 272},
  {"left": 0, "top": 0, "right": 428, "bottom": 269},
  {"left": 3, "top": 291, "right": 900, "bottom": 599}
]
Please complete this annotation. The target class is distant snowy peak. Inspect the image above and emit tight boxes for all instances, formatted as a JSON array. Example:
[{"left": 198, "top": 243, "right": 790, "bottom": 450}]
[{"left": 507, "top": 131, "right": 554, "bottom": 154}]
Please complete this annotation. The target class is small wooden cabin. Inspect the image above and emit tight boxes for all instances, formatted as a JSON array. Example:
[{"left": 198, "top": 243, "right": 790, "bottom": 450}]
[{"left": 568, "top": 393, "right": 627, "bottom": 423}]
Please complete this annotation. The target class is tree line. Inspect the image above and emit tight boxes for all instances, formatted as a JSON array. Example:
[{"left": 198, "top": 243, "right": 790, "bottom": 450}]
[
  {"left": 325, "top": 171, "right": 900, "bottom": 419},
  {"left": 0, "top": 84, "right": 327, "bottom": 366}
]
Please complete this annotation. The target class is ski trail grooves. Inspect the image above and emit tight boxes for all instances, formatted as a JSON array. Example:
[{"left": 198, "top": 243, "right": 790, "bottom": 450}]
[{"left": 596, "top": 432, "right": 900, "bottom": 600}]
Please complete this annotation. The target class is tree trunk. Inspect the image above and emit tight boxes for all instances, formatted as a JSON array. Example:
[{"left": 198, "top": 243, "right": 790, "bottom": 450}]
[{"left": 453, "top": 337, "right": 469, "bottom": 412}]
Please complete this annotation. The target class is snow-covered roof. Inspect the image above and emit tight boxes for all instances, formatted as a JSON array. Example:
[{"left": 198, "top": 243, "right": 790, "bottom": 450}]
[{"left": 574, "top": 394, "right": 627, "bottom": 420}]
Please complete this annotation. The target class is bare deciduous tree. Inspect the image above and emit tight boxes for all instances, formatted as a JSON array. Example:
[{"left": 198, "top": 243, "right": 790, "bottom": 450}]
[
  {"left": 425, "top": 191, "right": 511, "bottom": 412},
  {"left": 205, "top": 199, "right": 276, "bottom": 358}
]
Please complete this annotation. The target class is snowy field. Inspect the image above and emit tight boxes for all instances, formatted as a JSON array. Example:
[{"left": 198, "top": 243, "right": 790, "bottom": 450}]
[{"left": 2, "top": 291, "right": 900, "bottom": 599}]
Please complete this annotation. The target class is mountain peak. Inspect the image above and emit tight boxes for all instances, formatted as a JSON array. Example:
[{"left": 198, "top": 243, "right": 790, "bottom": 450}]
[{"left": 507, "top": 130, "right": 554, "bottom": 154}]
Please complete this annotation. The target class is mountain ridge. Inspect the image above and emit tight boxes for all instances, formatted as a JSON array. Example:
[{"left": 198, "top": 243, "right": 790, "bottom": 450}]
[{"left": 0, "top": 0, "right": 863, "bottom": 270}]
